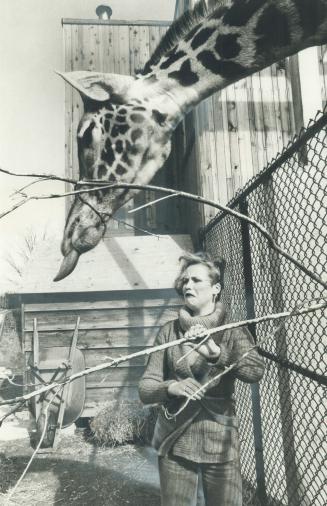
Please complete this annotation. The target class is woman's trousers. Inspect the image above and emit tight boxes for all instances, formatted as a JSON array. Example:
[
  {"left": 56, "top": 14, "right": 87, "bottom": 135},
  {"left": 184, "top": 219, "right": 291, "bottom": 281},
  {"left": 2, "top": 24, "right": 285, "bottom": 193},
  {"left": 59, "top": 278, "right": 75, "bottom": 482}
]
[{"left": 158, "top": 453, "right": 242, "bottom": 506}]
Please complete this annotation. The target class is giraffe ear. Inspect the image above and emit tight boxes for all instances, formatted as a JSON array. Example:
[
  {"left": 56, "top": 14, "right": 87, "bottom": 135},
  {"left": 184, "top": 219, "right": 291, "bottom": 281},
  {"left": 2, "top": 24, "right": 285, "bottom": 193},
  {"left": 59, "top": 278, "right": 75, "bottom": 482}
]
[{"left": 55, "top": 70, "right": 135, "bottom": 102}]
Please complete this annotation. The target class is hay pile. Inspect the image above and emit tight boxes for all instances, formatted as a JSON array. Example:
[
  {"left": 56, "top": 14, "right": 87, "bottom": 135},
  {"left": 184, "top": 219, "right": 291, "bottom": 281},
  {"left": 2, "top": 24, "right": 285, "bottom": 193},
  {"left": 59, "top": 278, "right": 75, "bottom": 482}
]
[{"left": 90, "top": 401, "right": 157, "bottom": 446}]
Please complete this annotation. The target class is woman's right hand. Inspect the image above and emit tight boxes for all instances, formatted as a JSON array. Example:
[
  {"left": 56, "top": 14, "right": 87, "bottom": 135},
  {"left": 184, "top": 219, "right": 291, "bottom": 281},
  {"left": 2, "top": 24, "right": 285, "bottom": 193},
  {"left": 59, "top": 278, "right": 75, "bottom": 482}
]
[{"left": 167, "top": 378, "right": 204, "bottom": 400}]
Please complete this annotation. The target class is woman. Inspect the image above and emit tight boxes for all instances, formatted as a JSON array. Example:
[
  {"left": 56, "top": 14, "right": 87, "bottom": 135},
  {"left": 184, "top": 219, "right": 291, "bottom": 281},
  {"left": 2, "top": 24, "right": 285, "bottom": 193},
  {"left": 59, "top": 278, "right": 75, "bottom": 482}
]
[{"left": 139, "top": 252, "right": 264, "bottom": 506}]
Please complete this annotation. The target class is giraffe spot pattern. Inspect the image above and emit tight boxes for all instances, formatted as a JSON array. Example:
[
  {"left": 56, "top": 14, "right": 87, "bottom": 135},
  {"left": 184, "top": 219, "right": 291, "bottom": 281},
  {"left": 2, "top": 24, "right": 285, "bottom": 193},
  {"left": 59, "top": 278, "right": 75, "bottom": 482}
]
[
  {"left": 104, "top": 119, "right": 110, "bottom": 132},
  {"left": 98, "top": 164, "right": 108, "bottom": 179},
  {"left": 111, "top": 123, "right": 130, "bottom": 137},
  {"left": 118, "top": 108, "right": 127, "bottom": 114},
  {"left": 160, "top": 48, "right": 187, "bottom": 70},
  {"left": 102, "top": 140, "right": 115, "bottom": 166},
  {"left": 215, "top": 34, "right": 241, "bottom": 59},
  {"left": 197, "top": 50, "right": 247, "bottom": 79},
  {"left": 116, "top": 164, "right": 127, "bottom": 176},
  {"left": 116, "top": 115, "right": 127, "bottom": 123},
  {"left": 131, "top": 129, "right": 143, "bottom": 143},
  {"left": 132, "top": 106, "right": 147, "bottom": 111},
  {"left": 209, "top": 6, "right": 229, "bottom": 20},
  {"left": 168, "top": 59, "right": 199, "bottom": 86},
  {"left": 122, "top": 151, "right": 133, "bottom": 166},
  {"left": 152, "top": 109, "right": 167, "bottom": 126},
  {"left": 223, "top": 0, "right": 266, "bottom": 27},
  {"left": 129, "top": 144, "right": 142, "bottom": 156},
  {"left": 255, "top": 5, "right": 291, "bottom": 55},
  {"left": 296, "top": 0, "right": 327, "bottom": 37},
  {"left": 115, "top": 140, "right": 124, "bottom": 153},
  {"left": 108, "top": 173, "right": 117, "bottom": 183},
  {"left": 130, "top": 113, "right": 145, "bottom": 123},
  {"left": 191, "top": 27, "right": 216, "bottom": 50}
]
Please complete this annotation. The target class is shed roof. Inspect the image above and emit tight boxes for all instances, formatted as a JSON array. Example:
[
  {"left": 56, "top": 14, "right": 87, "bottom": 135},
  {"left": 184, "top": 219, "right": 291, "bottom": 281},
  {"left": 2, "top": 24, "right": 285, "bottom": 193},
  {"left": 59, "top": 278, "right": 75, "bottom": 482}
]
[{"left": 15, "top": 234, "right": 193, "bottom": 294}]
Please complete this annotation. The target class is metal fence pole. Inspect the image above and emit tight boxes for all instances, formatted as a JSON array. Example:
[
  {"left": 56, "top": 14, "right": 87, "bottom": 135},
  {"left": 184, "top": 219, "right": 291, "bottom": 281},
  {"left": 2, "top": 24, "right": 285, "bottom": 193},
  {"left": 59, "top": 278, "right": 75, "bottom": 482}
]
[{"left": 239, "top": 198, "right": 267, "bottom": 506}]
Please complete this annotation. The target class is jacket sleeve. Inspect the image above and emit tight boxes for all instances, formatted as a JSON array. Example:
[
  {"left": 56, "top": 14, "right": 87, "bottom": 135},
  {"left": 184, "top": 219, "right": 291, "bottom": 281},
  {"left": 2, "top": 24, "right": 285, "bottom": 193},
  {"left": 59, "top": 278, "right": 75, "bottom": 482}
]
[
  {"left": 138, "top": 323, "right": 176, "bottom": 405},
  {"left": 216, "top": 326, "right": 265, "bottom": 383}
]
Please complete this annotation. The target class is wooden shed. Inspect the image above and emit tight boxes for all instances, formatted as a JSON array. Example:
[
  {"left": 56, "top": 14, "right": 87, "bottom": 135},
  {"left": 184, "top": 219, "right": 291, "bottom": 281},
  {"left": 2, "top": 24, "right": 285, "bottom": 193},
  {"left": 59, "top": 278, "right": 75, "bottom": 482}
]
[{"left": 11, "top": 234, "right": 192, "bottom": 416}]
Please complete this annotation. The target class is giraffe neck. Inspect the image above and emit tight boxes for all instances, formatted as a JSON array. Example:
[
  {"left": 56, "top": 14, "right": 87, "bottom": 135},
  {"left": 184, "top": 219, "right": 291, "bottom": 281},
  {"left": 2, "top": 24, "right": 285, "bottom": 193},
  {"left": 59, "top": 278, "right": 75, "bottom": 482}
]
[{"left": 135, "top": 0, "right": 327, "bottom": 120}]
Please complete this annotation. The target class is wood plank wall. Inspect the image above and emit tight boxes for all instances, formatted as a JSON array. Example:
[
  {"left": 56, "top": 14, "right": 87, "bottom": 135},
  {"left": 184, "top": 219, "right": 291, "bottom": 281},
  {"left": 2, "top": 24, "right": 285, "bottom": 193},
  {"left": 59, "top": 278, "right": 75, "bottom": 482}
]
[
  {"left": 175, "top": 0, "right": 326, "bottom": 236},
  {"left": 23, "top": 291, "right": 181, "bottom": 416},
  {"left": 63, "top": 20, "right": 187, "bottom": 237}
]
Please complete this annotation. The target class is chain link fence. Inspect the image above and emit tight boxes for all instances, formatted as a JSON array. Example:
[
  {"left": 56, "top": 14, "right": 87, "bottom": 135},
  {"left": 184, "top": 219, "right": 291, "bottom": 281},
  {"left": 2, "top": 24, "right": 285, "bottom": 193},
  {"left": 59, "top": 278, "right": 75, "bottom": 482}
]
[{"left": 202, "top": 109, "right": 327, "bottom": 506}]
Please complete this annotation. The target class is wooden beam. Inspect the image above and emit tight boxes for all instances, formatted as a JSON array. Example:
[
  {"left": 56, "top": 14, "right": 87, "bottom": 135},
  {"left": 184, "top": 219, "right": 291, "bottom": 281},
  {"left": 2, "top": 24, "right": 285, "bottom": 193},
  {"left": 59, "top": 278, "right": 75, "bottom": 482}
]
[{"left": 62, "top": 18, "right": 172, "bottom": 27}]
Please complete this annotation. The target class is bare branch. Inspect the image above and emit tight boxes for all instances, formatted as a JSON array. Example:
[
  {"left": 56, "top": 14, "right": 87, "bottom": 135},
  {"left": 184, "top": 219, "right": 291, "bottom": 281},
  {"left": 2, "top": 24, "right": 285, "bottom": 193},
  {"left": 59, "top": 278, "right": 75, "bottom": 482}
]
[
  {"left": 0, "top": 401, "right": 25, "bottom": 427},
  {"left": 10, "top": 177, "right": 53, "bottom": 197},
  {"left": 164, "top": 300, "right": 319, "bottom": 419},
  {"left": 0, "top": 299, "right": 325, "bottom": 409},
  {"left": 0, "top": 197, "right": 31, "bottom": 219},
  {"left": 0, "top": 172, "right": 325, "bottom": 289},
  {"left": 128, "top": 193, "right": 181, "bottom": 214},
  {"left": 112, "top": 216, "right": 163, "bottom": 238},
  {"left": 0, "top": 166, "right": 76, "bottom": 185},
  {"left": 4, "top": 386, "right": 63, "bottom": 505}
]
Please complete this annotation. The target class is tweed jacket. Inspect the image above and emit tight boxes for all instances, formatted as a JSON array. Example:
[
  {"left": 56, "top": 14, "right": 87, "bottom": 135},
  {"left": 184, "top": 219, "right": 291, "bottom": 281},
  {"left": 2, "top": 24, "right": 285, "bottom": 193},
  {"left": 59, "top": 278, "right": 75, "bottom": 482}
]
[{"left": 139, "top": 318, "right": 264, "bottom": 463}]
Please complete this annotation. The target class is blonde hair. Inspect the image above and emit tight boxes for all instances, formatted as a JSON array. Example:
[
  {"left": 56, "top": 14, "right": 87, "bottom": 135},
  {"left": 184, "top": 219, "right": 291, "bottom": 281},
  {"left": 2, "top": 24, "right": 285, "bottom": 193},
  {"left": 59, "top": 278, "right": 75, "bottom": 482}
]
[{"left": 174, "top": 251, "right": 225, "bottom": 297}]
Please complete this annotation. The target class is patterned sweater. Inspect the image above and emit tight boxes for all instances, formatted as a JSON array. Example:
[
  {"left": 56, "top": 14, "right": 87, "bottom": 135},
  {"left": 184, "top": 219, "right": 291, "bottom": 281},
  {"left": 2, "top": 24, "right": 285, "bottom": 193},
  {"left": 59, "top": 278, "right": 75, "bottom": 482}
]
[{"left": 139, "top": 319, "right": 265, "bottom": 463}]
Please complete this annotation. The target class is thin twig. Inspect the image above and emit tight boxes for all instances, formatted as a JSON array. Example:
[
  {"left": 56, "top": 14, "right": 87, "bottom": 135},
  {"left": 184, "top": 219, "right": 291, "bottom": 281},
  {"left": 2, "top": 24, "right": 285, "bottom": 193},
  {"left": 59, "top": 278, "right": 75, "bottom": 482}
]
[
  {"left": 177, "top": 332, "right": 211, "bottom": 364},
  {"left": 128, "top": 193, "right": 181, "bottom": 213},
  {"left": 112, "top": 216, "right": 163, "bottom": 238},
  {"left": 0, "top": 401, "right": 25, "bottom": 427},
  {"left": 0, "top": 299, "right": 325, "bottom": 409},
  {"left": 10, "top": 177, "right": 52, "bottom": 197},
  {"left": 1, "top": 178, "right": 325, "bottom": 290},
  {"left": 0, "top": 166, "right": 75, "bottom": 185},
  {"left": 4, "top": 386, "right": 63, "bottom": 505},
  {"left": 164, "top": 301, "right": 315, "bottom": 419}
]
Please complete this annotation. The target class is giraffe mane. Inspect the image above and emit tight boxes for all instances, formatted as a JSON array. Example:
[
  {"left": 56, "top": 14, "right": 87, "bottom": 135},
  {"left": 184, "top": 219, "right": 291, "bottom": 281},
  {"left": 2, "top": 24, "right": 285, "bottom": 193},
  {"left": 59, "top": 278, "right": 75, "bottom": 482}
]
[{"left": 140, "top": 0, "right": 209, "bottom": 75}]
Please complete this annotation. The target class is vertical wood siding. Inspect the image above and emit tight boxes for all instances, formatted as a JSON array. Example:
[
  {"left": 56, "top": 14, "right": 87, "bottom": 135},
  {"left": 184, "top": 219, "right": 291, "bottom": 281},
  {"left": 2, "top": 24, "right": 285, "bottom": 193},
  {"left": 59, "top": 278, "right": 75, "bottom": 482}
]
[
  {"left": 63, "top": 20, "right": 187, "bottom": 236},
  {"left": 175, "top": 0, "right": 325, "bottom": 236}
]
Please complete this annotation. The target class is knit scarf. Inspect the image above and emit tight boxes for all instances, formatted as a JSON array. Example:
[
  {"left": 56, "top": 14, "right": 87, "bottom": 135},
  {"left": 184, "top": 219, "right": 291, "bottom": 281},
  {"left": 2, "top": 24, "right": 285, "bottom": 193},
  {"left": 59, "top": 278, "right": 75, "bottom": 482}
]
[
  {"left": 177, "top": 302, "right": 226, "bottom": 370},
  {"left": 178, "top": 301, "right": 226, "bottom": 333}
]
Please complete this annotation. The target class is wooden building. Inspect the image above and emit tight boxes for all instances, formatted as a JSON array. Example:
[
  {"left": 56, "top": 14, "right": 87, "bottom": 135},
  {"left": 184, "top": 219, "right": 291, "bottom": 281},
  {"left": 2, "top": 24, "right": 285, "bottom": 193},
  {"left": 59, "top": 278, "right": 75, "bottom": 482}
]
[
  {"left": 11, "top": 234, "right": 191, "bottom": 416},
  {"left": 9, "top": 1, "right": 327, "bottom": 420}
]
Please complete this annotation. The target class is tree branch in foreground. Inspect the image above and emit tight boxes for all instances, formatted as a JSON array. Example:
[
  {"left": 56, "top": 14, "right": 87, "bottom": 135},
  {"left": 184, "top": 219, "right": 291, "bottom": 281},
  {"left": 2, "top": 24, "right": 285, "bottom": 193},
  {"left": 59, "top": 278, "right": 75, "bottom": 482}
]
[
  {"left": 0, "top": 299, "right": 325, "bottom": 409},
  {"left": 0, "top": 175, "right": 326, "bottom": 290},
  {"left": 164, "top": 299, "right": 323, "bottom": 419}
]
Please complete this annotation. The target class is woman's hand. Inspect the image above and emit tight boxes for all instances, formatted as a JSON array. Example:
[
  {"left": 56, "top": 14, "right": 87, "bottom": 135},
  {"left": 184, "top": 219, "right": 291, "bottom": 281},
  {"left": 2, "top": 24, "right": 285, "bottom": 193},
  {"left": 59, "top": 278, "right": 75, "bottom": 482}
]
[
  {"left": 168, "top": 378, "right": 204, "bottom": 400},
  {"left": 185, "top": 324, "right": 221, "bottom": 362}
]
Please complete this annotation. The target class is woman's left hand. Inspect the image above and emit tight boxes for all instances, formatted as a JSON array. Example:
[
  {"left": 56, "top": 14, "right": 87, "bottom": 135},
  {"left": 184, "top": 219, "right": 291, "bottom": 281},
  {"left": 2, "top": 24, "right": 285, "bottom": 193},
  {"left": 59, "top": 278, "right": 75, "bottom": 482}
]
[{"left": 185, "top": 325, "right": 221, "bottom": 362}]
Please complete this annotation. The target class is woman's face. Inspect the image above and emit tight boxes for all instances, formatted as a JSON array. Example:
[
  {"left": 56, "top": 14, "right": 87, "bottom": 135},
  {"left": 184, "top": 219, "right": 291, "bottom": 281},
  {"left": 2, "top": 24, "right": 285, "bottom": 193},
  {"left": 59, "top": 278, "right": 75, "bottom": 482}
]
[{"left": 181, "top": 264, "right": 220, "bottom": 315}]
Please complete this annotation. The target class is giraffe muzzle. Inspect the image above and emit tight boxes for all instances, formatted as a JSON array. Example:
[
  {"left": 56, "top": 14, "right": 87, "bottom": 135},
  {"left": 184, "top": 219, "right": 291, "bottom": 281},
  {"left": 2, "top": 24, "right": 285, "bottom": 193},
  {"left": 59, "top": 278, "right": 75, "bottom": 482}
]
[{"left": 53, "top": 249, "right": 80, "bottom": 282}]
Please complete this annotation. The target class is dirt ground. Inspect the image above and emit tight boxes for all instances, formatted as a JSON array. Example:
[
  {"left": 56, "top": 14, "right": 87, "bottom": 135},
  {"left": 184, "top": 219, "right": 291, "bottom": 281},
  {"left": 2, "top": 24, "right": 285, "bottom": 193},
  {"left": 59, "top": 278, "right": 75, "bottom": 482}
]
[{"left": 0, "top": 409, "right": 160, "bottom": 506}]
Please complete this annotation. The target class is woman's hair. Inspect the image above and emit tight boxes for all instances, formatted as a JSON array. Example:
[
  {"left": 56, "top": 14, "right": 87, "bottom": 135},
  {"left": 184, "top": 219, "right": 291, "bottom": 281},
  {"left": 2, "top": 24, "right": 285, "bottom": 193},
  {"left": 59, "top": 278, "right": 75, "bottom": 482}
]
[{"left": 174, "top": 251, "right": 225, "bottom": 297}]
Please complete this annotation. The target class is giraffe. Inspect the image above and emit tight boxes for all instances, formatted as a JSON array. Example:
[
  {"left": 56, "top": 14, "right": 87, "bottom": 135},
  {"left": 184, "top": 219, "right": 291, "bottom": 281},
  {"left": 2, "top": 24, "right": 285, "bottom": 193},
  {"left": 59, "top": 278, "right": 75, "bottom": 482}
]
[{"left": 54, "top": 0, "right": 327, "bottom": 281}]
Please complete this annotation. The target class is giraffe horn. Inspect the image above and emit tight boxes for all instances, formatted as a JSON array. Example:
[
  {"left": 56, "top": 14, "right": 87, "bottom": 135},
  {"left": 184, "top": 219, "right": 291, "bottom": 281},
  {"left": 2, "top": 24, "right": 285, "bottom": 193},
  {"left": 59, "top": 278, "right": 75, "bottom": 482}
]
[{"left": 53, "top": 249, "right": 80, "bottom": 282}]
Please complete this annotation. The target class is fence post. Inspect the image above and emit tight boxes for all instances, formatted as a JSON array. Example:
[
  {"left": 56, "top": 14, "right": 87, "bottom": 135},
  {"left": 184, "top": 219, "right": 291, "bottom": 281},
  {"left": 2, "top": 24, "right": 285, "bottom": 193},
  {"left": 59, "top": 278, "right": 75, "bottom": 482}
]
[{"left": 239, "top": 198, "right": 267, "bottom": 506}]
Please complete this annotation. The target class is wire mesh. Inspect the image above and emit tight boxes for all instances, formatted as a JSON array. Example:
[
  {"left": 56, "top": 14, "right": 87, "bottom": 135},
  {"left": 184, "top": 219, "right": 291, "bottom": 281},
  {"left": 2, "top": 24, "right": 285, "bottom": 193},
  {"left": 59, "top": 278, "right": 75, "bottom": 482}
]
[{"left": 203, "top": 109, "right": 327, "bottom": 506}]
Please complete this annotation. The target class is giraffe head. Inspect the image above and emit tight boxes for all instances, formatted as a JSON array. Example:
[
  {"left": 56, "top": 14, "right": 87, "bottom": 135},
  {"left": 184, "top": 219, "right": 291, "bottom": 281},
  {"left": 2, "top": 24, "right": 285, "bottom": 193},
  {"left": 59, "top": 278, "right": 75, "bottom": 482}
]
[
  {"left": 54, "top": 71, "right": 176, "bottom": 281},
  {"left": 55, "top": 0, "right": 327, "bottom": 281}
]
